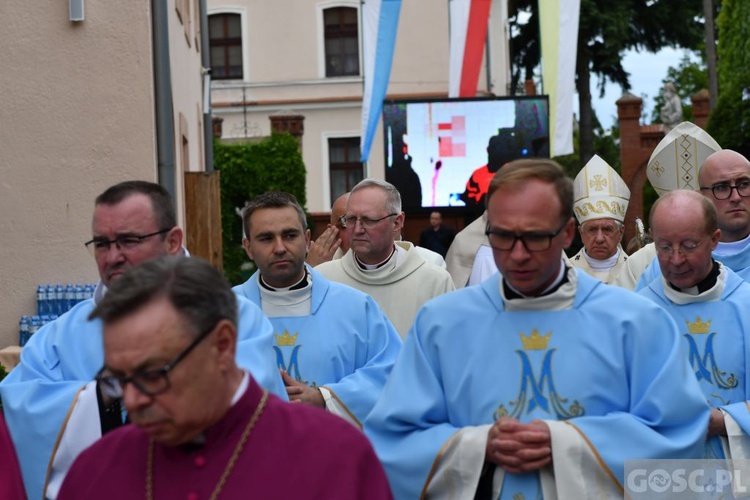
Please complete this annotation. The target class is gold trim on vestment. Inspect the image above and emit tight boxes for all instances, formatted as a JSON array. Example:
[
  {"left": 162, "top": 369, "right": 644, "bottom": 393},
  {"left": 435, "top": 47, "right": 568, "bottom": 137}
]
[
  {"left": 321, "top": 386, "right": 361, "bottom": 429},
  {"left": 563, "top": 420, "right": 624, "bottom": 494},
  {"left": 42, "top": 384, "right": 85, "bottom": 500}
]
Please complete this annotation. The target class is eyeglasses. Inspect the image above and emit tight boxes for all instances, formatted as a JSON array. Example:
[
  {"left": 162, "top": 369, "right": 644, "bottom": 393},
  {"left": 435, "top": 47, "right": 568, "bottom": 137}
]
[
  {"left": 340, "top": 213, "right": 398, "bottom": 229},
  {"left": 485, "top": 220, "right": 567, "bottom": 252},
  {"left": 655, "top": 239, "right": 706, "bottom": 258},
  {"left": 96, "top": 327, "right": 213, "bottom": 399},
  {"left": 699, "top": 180, "right": 750, "bottom": 200},
  {"left": 84, "top": 229, "right": 171, "bottom": 256}
]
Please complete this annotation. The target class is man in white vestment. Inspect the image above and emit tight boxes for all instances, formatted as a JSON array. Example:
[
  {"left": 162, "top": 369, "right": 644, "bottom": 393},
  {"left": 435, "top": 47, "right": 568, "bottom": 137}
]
[
  {"left": 364, "top": 159, "right": 709, "bottom": 499},
  {"left": 444, "top": 211, "right": 497, "bottom": 288},
  {"left": 315, "top": 178, "right": 455, "bottom": 338},
  {"left": 569, "top": 155, "right": 630, "bottom": 283}
]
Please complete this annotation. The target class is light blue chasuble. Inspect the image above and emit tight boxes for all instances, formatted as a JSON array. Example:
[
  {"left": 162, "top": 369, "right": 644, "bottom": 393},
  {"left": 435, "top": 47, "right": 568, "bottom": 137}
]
[
  {"left": 364, "top": 268, "right": 709, "bottom": 500},
  {"left": 234, "top": 266, "right": 402, "bottom": 426},
  {"left": 640, "top": 265, "right": 750, "bottom": 458},
  {"left": 636, "top": 242, "right": 750, "bottom": 290},
  {"left": 0, "top": 294, "right": 285, "bottom": 500}
]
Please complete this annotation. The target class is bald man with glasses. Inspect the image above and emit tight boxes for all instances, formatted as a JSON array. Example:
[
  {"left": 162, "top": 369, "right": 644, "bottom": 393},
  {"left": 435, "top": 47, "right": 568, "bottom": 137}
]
[
  {"left": 315, "top": 178, "right": 454, "bottom": 338},
  {"left": 0, "top": 181, "right": 285, "bottom": 500},
  {"left": 639, "top": 190, "right": 750, "bottom": 465},
  {"left": 633, "top": 150, "right": 750, "bottom": 289}
]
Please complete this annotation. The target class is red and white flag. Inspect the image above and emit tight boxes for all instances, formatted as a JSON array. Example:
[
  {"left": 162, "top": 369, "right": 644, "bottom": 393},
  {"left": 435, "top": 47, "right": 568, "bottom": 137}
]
[{"left": 448, "top": 0, "right": 492, "bottom": 98}]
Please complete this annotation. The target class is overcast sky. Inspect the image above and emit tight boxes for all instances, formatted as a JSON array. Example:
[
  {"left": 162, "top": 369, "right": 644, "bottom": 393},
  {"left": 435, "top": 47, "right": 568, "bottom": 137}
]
[{"left": 584, "top": 47, "right": 688, "bottom": 131}]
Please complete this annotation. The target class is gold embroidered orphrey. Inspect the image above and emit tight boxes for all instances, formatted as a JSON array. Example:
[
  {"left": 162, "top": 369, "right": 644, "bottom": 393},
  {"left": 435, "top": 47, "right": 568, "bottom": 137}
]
[
  {"left": 146, "top": 389, "right": 269, "bottom": 500},
  {"left": 573, "top": 200, "right": 628, "bottom": 220}
]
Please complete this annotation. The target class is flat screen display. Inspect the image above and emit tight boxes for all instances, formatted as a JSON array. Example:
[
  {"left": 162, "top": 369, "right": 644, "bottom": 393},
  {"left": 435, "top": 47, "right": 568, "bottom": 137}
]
[{"left": 382, "top": 96, "right": 550, "bottom": 211}]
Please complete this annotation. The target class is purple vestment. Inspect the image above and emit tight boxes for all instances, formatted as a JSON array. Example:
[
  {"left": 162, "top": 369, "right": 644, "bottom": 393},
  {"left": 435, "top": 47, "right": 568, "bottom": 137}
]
[
  {"left": 59, "top": 376, "right": 392, "bottom": 499},
  {"left": 0, "top": 413, "right": 25, "bottom": 500}
]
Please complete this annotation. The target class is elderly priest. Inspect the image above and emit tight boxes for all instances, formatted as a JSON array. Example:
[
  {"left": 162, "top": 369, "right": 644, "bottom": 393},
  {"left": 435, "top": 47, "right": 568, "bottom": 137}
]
[
  {"left": 58, "top": 256, "right": 392, "bottom": 499},
  {"left": 569, "top": 155, "right": 630, "bottom": 284}
]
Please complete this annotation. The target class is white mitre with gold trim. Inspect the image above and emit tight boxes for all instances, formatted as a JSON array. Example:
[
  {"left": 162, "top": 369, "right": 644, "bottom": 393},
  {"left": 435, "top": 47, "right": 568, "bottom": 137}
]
[
  {"left": 647, "top": 121, "right": 721, "bottom": 197},
  {"left": 573, "top": 155, "right": 630, "bottom": 224}
]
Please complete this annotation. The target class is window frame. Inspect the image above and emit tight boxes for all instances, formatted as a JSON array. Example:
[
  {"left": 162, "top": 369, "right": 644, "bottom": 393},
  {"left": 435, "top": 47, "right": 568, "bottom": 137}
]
[
  {"left": 316, "top": 2, "right": 362, "bottom": 80},
  {"left": 325, "top": 134, "right": 365, "bottom": 207},
  {"left": 207, "top": 9, "right": 248, "bottom": 81}
]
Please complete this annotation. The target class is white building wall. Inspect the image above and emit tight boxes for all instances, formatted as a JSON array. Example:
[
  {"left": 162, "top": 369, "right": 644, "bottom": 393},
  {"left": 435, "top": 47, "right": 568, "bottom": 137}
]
[
  {"left": 209, "top": 0, "right": 509, "bottom": 211},
  {"left": 169, "top": 0, "right": 209, "bottom": 225},
  {"left": 0, "top": 1, "right": 205, "bottom": 348}
]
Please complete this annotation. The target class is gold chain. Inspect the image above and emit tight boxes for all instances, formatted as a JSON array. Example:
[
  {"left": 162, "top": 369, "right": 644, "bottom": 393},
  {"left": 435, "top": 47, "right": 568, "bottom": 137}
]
[{"left": 146, "top": 390, "right": 269, "bottom": 500}]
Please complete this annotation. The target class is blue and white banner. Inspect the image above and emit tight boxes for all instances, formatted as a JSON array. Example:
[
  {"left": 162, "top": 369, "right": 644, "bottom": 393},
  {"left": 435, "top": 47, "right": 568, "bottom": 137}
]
[{"left": 360, "top": 0, "right": 402, "bottom": 162}]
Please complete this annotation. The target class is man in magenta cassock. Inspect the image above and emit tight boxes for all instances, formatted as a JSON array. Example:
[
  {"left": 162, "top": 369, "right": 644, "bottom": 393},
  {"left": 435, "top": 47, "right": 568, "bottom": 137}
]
[{"left": 58, "top": 256, "right": 392, "bottom": 499}]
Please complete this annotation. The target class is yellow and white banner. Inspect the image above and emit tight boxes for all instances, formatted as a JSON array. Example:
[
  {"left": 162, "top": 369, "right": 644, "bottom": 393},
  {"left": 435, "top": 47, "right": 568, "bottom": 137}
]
[{"left": 539, "top": 0, "right": 580, "bottom": 156}]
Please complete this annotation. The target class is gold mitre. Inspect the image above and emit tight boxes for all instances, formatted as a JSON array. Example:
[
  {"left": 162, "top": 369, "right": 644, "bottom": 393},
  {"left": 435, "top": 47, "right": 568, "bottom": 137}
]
[
  {"left": 647, "top": 122, "right": 721, "bottom": 197},
  {"left": 686, "top": 316, "right": 711, "bottom": 334},
  {"left": 573, "top": 155, "right": 630, "bottom": 224},
  {"left": 519, "top": 329, "right": 551, "bottom": 350},
  {"left": 274, "top": 330, "right": 298, "bottom": 346}
]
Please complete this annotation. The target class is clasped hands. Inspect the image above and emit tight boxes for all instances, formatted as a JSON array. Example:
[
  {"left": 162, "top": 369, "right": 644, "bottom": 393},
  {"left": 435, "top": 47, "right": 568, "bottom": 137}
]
[{"left": 485, "top": 417, "right": 552, "bottom": 474}]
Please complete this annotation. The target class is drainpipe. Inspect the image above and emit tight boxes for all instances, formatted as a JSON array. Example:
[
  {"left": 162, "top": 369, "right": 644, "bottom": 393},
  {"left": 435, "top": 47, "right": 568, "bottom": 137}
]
[
  {"left": 200, "top": 0, "right": 214, "bottom": 171},
  {"left": 151, "top": 0, "right": 177, "bottom": 201}
]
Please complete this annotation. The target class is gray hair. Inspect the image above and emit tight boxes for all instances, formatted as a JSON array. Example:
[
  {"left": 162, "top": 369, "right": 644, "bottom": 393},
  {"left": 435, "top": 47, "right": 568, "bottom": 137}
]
[
  {"left": 350, "top": 178, "right": 402, "bottom": 214},
  {"left": 89, "top": 255, "right": 238, "bottom": 338}
]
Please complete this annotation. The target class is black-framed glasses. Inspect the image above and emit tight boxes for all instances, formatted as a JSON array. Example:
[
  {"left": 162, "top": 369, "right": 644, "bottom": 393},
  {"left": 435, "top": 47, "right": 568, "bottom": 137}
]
[
  {"left": 340, "top": 213, "right": 398, "bottom": 229},
  {"left": 485, "top": 220, "right": 567, "bottom": 252},
  {"left": 84, "top": 229, "right": 171, "bottom": 256},
  {"left": 96, "top": 327, "right": 214, "bottom": 399},
  {"left": 655, "top": 239, "right": 706, "bottom": 258},
  {"left": 699, "top": 180, "right": 750, "bottom": 200}
]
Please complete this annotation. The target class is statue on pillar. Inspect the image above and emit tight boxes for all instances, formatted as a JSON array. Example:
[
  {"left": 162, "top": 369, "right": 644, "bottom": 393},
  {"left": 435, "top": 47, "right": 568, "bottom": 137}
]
[{"left": 660, "top": 82, "right": 683, "bottom": 131}]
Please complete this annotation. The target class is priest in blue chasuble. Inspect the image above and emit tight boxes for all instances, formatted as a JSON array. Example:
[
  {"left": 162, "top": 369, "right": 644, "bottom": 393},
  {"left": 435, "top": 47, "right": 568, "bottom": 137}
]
[
  {"left": 640, "top": 190, "right": 750, "bottom": 464},
  {"left": 235, "top": 191, "right": 402, "bottom": 427},
  {"left": 364, "top": 159, "right": 710, "bottom": 499}
]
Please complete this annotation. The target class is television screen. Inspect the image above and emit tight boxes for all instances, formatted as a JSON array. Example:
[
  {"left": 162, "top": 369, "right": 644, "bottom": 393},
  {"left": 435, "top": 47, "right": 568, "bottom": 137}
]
[{"left": 382, "top": 96, "right": 549, "bottom": 211}]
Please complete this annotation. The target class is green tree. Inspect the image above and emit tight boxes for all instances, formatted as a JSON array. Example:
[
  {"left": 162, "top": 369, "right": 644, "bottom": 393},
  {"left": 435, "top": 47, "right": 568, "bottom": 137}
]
[
  {"left": 707, "top": 0, "right": 750, "bottom": 153},
  {"left": 214, "top": 133, "right": 307, "bottom": 285},
  {"left": 651, "top": 53, "right": 708, "bottom": 124},
  {"left": 509, "top": 0, "right": 705, "bottom": 162}
]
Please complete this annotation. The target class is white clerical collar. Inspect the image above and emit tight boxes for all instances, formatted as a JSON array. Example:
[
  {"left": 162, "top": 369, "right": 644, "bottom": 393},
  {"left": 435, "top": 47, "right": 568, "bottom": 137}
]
[
  {"left": 259, "top": 270, "right": 308, "bottom": 291},
  {"left": 505, "top": 258, "right": 568, "bottom": 297},
  {"left": 502, "top": 263, "right": 577, "bottom": 312},
  {"left": 662, "top": 264, "right": 727, "bottom": 304},
  {"left": 582, "top": 247, "right": 620, "bottom": 270},
  {"left": 714, "top": 233, "right": 750, "bottom": 256},
  {"left": 356, "top": 245, "right": 398, "bottom": 271},
  {"left": 186, "top": 371, "right": 249, "bottom": 448},
  {"left": 231, "top": 372, "right": 250, "bottom": 406},
  {"left": 258, "top": 271, "right": 312, "bottom": 317}
]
